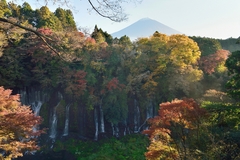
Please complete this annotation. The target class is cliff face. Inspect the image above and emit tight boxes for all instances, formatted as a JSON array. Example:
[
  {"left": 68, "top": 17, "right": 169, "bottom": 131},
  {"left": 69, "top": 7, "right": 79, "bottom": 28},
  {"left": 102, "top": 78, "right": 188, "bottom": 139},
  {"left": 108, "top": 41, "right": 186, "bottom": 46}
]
[{"left": 18, "top": 87, "right": 157, "bottom": 143}]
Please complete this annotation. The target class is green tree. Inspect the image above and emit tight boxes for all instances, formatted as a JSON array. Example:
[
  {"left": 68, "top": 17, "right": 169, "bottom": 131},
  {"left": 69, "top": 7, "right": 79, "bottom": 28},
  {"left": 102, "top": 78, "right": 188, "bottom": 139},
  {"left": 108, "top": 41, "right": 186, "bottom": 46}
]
[
  {"left": 36, "top": 6, "right": 63, "bottom": 31},
  {"left": 55, "top": 8, "right": 76, "bottom": 31},
  {"left": 225, "top": 50, "right": 240, "bottom": 100},
  {"left": 190, "top": 36, "right": 222, "bottom": 57},
  {"left": 201, "top": 101, "right": 240, "bottom": 159},
  {"left": 8, "top": 2, "right": 21, "bottom": 19},
  {"left": 0, "top": 0, "right": 11, "bottom": 18},
  {"left": 91, "top": 25, "right": 106, "bottom": 43},
  {"left": 20, "top": 2, "right": 33, "bottom": 19},
  {"left": 119, "top": 35, "right": 132, "bottom": 48}
]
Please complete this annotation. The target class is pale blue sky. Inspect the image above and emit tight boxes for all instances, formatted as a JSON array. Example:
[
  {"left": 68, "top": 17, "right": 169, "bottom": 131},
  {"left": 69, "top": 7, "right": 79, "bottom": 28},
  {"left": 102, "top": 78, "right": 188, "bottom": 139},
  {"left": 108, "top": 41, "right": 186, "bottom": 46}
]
[{"left": 16, "top": 0, "right": 240, "bottom": 39}]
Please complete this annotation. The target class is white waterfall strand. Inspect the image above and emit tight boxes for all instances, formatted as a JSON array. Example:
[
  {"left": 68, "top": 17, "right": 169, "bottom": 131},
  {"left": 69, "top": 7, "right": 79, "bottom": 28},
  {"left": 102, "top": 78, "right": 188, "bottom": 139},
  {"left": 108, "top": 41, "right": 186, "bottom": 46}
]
[{"left": 63, "top": 103, "right": 71, "bottom": 136}]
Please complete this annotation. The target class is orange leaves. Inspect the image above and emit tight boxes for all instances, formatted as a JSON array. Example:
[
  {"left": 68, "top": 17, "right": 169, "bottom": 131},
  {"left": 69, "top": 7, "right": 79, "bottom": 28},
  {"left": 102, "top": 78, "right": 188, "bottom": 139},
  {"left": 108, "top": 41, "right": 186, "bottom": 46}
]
[
  {"left": 62, "top": 68, "right": 87, "bottom": 98},
  {"left": 85, "top": 37, "right": 96, "bottom": 45},
  {"left": 159, "top": 98, "right": 207, "bottom": 129},
  {"left": 106, "top": 77, "right": 125, "bottom": 92},
  {"left": 0, "top": 86, "right": 44, "bottom": 159},
  {"left": 74, "top": 70, "right": 87, "bottom": 93},
  {"left": 143, "top": 98, "right": 207, "bottom": 160},
  {"left": 106, "top": 77, "right": 119, "bottom": 91}
]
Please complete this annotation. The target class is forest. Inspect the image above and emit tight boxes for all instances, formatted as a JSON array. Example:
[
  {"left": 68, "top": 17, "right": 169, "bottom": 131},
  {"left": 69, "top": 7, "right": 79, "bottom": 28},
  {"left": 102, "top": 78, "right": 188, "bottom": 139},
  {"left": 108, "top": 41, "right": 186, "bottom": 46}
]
[{"left": 0, "top": 0, "right": 240, "bottom": 159}]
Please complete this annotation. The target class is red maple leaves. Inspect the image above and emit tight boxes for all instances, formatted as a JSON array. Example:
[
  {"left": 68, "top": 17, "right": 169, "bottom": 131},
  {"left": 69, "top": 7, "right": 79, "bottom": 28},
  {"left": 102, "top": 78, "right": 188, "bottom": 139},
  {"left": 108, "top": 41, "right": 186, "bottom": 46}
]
[
  {"left": 37, "top": 28, "right": 53, "bottom": 35},
  {"left": 62, "top": 69, "right": 87, "bottom": 98},
  {"left": 199, "top": 49, "right": 230, "bottom": 74},
  {"left": 106, "top": 77, "right": 125, "bottom": 91}
]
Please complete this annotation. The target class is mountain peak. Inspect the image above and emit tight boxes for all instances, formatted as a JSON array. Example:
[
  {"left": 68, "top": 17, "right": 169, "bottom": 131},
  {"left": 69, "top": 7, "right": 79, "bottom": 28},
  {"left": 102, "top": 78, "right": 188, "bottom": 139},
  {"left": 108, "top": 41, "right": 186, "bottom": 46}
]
[
  {"left": 139, "top": 17, "right": 152, "bottom": 21},
  {"left": 112, "top": 18, "right": 182, "bottom": 40}
]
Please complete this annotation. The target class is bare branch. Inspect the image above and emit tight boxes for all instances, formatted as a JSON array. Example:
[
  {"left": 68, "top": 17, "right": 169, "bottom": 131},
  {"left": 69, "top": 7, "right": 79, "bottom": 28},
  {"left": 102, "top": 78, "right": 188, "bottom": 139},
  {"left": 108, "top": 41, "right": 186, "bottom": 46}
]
[
  {"left": 0, "top": 17, "right": 63, "bottom": 59},
  {"left": 87, "top": 0, "right": 134, "bottom": 22}
]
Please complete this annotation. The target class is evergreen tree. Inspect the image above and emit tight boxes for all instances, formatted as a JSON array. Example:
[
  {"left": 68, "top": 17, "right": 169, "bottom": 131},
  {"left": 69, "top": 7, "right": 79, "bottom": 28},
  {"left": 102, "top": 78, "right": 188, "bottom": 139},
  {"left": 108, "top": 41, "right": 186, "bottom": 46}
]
[
  {"left": 190, "top": 36, "right": 222, "bottom": 57},
  {"left": 225, "top": 50, "right": 240, "bottom": 100},
  {"left": 20, "top": 2, "right": 33, "bottom": 20},
  {"left": 8, "top": 2, "right": 21, "bottom": 19},
  {"left": 119, "top": 35, "right": 132, "bottom": 46},
  {"left": 36, "top": 6, "right": 63, "bottom": 31},
  {"left": 55, "top": 8, "right": 76, "bottom": 31}
]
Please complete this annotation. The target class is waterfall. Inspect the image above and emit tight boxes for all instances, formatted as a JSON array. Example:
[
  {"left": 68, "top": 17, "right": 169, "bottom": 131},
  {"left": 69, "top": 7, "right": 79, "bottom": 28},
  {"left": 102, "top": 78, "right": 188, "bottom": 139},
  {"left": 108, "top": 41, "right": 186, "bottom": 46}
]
[
  {"left": 62, "top": 103, "right": 71, "bottom": 136},
  {"left": 94, "top": 107, "right": 99, "bottom": 141},
  {"left": 32, "top": 101, "right": 43, "bottom": 116},
  {"left": 18, "top": 88, "right": 48, "bottom": 154},
  {"left": 99, "top": 104, "right": 105, "bottom": 133},
  {"left": 134, "top": 99, "right": 140, "bottom": 133},
  {"left": 123, "top": 121, "right": 127, "bottom": 136},
  {"left": 19, "top": 88, "right": 48, "bottom": 134},
  {"left": 32, "top": 101, "right": 43, "bottom": 133},
  {"left": 49, "top": 93, "right": 62, "bottom": 139},
  {"left": 146, "top": 100, "right": 154, "bottom": 119},
  {"left": 123, "top": 120, "right": 130, "bottom": 136},
  {"left": 49, "top": 107, "right": 58, "bottom": 139},
  {"left": 137, "top": 99, "right": 156, "bottom": 132},
  {"left": 19, "top": 88, "right": 48, "bottom": 107},
  {"left": 111, "top": 123, "right": 119, "bottom": 137},
  {"left": 19, "top": 89, "right": 27, "bottom": 105},
  {"left": 115, "top": 124, "right": 119, "bottom": 137}
]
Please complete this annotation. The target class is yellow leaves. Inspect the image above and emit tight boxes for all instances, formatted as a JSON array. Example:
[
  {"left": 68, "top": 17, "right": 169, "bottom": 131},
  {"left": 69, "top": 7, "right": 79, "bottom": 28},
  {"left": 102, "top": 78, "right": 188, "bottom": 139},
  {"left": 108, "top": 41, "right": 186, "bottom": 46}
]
[
  {"left": 137, "top": 33, "right": 168, "bottom": 54},
  {"left": 145, "top": 128, "right": 179, "bottom": 160},
  {"left": 167, "top": 34, "right": 201, "bottom": 68},
  {"left": 136, "top": 33, "right": 201, "bottom": 76},
  {"left": 90, "top": 60, "right": 106, "bottom": 72},
  {"left": 141, "top": 75, "right": 158, "bottom": 97},
  {"left": 177, "top": 65, "right": 203, "bottom": 82},
  {"left": 215, "top": 62, "right": 228, "bottom": 73}
]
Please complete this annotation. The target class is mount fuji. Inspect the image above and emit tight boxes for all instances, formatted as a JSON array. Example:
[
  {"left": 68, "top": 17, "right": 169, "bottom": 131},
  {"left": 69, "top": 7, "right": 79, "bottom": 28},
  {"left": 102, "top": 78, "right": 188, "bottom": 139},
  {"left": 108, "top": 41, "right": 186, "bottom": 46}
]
[{"left": 111, "top": 18, "right": 182, "bottom": 40}]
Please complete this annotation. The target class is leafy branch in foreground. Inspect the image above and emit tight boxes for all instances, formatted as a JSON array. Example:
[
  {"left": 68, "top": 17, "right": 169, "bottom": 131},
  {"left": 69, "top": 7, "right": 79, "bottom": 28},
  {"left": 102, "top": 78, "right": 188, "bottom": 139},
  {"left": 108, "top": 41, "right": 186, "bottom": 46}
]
[
  {"left": 0, "top": 86, "right": 44, "bottom": 159},
  {"left": 0, "top": 17, "right": 62, "bottom": 58}
]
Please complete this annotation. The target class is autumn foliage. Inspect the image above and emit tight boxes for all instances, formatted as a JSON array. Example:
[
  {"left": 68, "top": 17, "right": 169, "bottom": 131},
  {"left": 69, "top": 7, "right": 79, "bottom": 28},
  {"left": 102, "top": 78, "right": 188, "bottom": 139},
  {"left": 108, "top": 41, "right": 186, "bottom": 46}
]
[
  {"left": 37, "top": 28, "right": 53, "bottom": 35},
  {"left": 63, "top": 69, "right": 87, "bottom": 98},
  {"left": 106, "top": 77, "right": 125, "bottom": 91},
  {"left": 199, "top": 49, "right": 229, "bottom": 74},
  {"left": 143, "top": 98, "right": 207, "bottom": 160},
  {"left": 0, "top": 86, "right": 44, "bottom": 159}
]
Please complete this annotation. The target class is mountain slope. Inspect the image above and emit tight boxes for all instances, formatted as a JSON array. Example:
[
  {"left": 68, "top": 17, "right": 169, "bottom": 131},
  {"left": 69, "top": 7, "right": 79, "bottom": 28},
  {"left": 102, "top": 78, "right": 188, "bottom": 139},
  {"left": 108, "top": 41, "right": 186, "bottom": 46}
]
[{"left": 111, "top": 18, "right": 182, "bottom": 40}]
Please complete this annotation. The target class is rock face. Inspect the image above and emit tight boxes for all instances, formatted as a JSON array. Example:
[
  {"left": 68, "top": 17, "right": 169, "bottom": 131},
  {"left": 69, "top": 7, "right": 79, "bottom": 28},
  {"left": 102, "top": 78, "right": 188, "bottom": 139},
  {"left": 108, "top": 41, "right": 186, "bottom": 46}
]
[
  {"left": 18, "top": 87, "right": 157, "bottom": 144},
  {"left": 111, "top": 18, "right": 182, "bottom": 40}
]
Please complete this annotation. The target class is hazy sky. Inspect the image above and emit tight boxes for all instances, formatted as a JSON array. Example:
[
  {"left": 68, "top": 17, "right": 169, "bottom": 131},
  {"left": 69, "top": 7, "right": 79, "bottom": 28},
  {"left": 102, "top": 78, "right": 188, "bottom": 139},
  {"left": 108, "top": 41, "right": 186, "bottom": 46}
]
[{"left": 22, "top": 0, "right": 240, "bottom": 39}]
